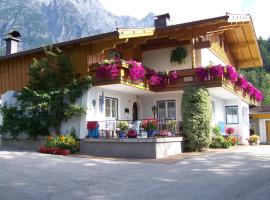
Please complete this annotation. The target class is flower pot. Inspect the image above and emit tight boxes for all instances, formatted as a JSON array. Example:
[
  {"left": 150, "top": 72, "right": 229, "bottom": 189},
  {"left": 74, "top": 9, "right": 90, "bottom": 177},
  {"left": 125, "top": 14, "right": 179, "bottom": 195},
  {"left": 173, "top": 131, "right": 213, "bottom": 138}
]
[
  {"left": 119, "top": 131, "right": 126, "bottom": 139},
  {"left": 147, "top": 130, "right": 156, "bottom": 138}
]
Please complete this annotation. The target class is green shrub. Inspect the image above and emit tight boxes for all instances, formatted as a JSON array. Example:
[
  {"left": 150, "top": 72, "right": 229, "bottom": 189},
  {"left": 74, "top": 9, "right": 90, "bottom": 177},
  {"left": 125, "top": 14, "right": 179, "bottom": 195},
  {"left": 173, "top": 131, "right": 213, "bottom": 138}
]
[
  {"left": 212, "top": 125, "right": 221, "bottom": 137},
  {"left": 210, "top": 136, "right": 231, "bottom": 149},
  {"left": 181, "top": 86, "right": 212, "bottom": 151}
]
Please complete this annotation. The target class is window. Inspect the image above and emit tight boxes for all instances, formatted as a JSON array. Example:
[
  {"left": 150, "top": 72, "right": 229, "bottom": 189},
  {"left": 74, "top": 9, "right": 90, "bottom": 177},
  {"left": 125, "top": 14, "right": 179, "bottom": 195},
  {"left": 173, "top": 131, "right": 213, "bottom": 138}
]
[
  {"left": 157, "top": 100, "right": 176, "bottom": 119},
  {"left": 242, "top": 107, "right": 249, "bottom": 125},
  {"left": 105, "top": 97, "right": 118, "bottom": 118},
  {"left": 226, "top": 106, "right": 238, "bottom": 124}
]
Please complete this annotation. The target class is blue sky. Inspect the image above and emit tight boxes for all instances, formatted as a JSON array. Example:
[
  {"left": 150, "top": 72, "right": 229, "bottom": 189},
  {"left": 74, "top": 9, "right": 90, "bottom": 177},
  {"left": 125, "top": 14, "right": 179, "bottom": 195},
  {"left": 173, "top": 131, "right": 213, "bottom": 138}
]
[{"left": 99, "top": 0, "right": 269, "bottom": 39}]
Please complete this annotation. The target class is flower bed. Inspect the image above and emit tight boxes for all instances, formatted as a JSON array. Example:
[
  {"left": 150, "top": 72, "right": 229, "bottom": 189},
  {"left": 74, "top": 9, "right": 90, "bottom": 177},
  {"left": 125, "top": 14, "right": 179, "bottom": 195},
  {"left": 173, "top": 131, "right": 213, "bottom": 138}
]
[
  {"left": 39, "top": 147, "right": 70, "bottom": 156},
  {"left": 39, "top": 135, "right": 79, "bottom": 156},
  {"left": 195, "top": 65, "right": 263, "bottom": 102}
]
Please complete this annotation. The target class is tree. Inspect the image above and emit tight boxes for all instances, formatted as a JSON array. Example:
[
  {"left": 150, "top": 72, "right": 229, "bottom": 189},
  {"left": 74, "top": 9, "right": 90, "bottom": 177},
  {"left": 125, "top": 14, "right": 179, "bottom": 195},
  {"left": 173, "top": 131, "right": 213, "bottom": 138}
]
[
  {"left": 0, "top": 48, "right": 92, "bottom": 138},
  {"left": 181, "top": 86, "right": 212, "bottom": 151}
]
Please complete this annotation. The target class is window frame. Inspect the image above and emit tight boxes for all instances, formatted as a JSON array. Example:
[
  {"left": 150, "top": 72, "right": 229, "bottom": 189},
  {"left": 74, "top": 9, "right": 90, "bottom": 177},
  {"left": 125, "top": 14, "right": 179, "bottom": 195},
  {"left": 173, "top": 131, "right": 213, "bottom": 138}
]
[
  {"left": 225, "top": 105, "right": 239, "bottom": 124},
  {"left": 99, "top": 96, "right": 118, "bottom": 119},
  {"left": 157, "top": 100, "right": 176, "bottom": 120}
]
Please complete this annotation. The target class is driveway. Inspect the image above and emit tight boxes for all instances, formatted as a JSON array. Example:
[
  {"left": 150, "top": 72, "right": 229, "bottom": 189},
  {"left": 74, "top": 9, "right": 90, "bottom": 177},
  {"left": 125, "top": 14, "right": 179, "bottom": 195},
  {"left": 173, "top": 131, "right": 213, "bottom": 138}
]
[{"left": 0, "top": 146, "right": 270, "bottom": 200}]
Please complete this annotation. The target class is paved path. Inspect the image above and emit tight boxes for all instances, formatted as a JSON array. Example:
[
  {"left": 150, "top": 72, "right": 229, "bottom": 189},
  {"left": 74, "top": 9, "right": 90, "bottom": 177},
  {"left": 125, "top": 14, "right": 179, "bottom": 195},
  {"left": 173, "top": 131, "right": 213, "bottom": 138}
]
[{"left": 0, "top": 146, "right": 270, "bottom": 200}]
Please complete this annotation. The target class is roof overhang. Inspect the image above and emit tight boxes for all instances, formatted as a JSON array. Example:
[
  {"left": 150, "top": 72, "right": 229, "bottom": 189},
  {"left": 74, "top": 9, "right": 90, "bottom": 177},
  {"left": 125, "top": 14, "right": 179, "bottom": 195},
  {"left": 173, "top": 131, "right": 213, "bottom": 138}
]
[{"left": 0, "top": 14, "right": 263, "bottom": 68}]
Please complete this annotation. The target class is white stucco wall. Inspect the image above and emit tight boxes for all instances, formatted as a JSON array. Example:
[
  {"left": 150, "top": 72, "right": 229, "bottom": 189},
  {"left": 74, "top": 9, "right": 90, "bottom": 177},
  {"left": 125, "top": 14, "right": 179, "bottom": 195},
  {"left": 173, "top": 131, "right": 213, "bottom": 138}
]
[
  {"left": 142, "top": 45, "right": 192, "bottom": 70},
  {"left": 201, "top": 48, "right": 226, "bottom": 66},
  {"left": 223, "top": 99, "right": 250, "bottom": 144},
  {"left": 211, "top": 95, "right": 225, "bottom": 128},
  {"left": 86, "top": 87, "right": 138, "bottom": 121}
]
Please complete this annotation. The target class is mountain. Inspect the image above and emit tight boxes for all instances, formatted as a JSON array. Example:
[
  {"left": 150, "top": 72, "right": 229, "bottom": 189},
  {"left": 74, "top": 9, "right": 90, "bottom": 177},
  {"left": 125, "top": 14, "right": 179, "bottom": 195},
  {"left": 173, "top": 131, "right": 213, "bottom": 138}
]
[{"left": 0, "top": 0, "right": 155, "bottom": 52}]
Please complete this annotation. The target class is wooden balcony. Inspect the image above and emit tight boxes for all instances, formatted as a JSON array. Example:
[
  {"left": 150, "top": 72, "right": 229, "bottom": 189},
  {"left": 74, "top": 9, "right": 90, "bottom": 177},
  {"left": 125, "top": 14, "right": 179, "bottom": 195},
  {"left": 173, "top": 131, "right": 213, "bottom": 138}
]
[{"left": 89, "top": 61, "right": 259, "bottom": 106}]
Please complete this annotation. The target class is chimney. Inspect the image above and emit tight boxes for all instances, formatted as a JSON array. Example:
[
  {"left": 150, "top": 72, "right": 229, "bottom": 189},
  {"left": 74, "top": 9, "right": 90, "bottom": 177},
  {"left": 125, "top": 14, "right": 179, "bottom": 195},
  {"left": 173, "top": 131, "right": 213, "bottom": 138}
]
[
  {"left": 154, "top": 13, "right": 170, "bottom": 28},
  {"left": 4, "top": 31, "right": 21, "bottom": 54}
]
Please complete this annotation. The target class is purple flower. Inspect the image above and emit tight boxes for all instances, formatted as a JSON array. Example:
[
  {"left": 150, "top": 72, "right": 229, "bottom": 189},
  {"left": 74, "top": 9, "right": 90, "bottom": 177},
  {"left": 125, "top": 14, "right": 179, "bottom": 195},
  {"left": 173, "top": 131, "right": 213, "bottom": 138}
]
[
  {"left": 196, "top": 67, "right": 208, "bottom": 81},
  {"left": 128, "top": 60, "right": 145, "bottom": 81},
  {"left": 225, "top": 65, "right": 238, "bottom": 82},
  {"left": 168, "top": 70, "right": 179, "bottom": 83},
  {"left": 96, "top": 62, "right": 120, "bottom": 80},
  {"left": 149, "top": 74, "right": 162, "bottom": 86},
  {"left": 253, "top": 89, "right": 264, "bottom": 102},
  {"left": 236, "top": 75, "right": 248, "bottom": 90},
  {"left": 209, "top": 65, "right": 224, "bottom": 79},
  {"left": 246, "top": 82, "right": 255, "bottom": 96},
  {"left": 145, "top": 68, "right": 157, "bottom": 77}
]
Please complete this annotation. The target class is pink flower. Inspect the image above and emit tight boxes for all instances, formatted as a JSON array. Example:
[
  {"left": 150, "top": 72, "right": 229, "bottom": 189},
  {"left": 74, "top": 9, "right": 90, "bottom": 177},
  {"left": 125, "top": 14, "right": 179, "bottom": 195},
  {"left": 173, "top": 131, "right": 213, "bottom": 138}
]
[
  {"left": 149, "top": 74, "right": 162, "bottom": 86},
  {"left": 168, "top": 70, "right": 179, "bottom": 83},
  {"left": 209, "top": 65, "right": 224, "bottom": 79},
  {"left": 236, "top": 75, "right": 248, "bottom": 90},
  {"left": 96, "top": 64, "right": 120, "bottom": 80},
  {"left": 225, "top": 65, "right": 238, "bottom": 82},
  {"left": 226, "top": 127, "right": 235, "bottom": 134},
  {"left": 196, "top": 67, "right": 208, "bottom": 81},
  {"left": 128, "top": 60, "right": 145, "bottom": 81}
]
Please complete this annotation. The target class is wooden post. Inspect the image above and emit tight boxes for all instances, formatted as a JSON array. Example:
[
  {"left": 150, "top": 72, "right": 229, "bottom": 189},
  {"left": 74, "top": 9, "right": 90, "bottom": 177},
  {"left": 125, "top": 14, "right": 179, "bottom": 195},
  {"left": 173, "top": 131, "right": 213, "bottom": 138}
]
[{"left": 191, "top": 38, "right": 196, "bottom": 68}]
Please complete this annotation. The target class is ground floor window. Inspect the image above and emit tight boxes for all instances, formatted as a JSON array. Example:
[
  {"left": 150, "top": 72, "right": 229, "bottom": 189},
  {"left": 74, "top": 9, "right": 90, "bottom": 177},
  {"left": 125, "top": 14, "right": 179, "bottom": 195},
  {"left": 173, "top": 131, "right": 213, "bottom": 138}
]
[
  {"left": 99, "top": 96, "right": 118, "bottom": 119},
  {"left": 157, "top": 100, "right": 176, "bottom": 119},
  {"left": 226, "top": 106, "right": 238, "bottom": 124}
]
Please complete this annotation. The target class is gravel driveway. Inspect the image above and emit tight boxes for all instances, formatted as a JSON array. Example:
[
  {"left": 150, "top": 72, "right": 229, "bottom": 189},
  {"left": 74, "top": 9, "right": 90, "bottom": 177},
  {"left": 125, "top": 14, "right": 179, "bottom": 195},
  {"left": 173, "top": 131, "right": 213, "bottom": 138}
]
[{"left": 0, "top": 145, "right": 270, "bottom": 200}]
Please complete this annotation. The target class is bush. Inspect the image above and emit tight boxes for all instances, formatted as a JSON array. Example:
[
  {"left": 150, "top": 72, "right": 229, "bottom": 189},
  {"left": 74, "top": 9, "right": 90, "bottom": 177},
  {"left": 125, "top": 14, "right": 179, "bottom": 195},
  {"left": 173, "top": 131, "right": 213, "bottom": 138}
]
[
  {"left": 45, "top": 135, "right": 79, "bottom": 154},
  {"left": 181, "top": 86, "right": 212, "bottom": 151},
  {"left": 210, "top": 136, "right": 231, "bottom": 149},
  {"left": 248, "top": 135, "right": 260, "bottom": 143}
]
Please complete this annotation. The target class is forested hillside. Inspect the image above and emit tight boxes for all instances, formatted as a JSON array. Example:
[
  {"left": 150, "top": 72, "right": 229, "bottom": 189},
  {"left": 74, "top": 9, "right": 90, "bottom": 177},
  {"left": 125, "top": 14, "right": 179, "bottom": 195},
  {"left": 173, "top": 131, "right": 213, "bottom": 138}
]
[{"left": 241, "top": 37, "right": 270, "bottom": 105}]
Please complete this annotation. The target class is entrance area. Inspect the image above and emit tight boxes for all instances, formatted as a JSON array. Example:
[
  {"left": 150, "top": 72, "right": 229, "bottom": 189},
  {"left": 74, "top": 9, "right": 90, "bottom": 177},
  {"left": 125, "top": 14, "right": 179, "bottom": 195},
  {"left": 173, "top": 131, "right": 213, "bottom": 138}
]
[{"left": 132, "top": 102, "right": 138, "bottom": 121}]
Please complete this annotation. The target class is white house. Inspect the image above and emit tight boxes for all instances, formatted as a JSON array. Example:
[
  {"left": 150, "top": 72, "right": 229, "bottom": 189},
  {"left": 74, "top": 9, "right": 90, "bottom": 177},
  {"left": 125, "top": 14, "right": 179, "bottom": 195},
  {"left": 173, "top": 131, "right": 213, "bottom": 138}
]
[{"left": 0, "top": 13, "right": 263, "bottom": 146}]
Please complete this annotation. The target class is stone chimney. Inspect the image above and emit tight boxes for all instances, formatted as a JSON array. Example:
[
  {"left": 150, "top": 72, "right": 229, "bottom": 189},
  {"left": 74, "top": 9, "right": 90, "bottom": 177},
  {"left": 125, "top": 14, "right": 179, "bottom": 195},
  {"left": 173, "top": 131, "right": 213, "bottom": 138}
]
[
  {"left": 4, "top": 31, "right": 21, "bottom": 54},
  {"left": 154, "top": 13, "right": 170, "bottom": 28}
]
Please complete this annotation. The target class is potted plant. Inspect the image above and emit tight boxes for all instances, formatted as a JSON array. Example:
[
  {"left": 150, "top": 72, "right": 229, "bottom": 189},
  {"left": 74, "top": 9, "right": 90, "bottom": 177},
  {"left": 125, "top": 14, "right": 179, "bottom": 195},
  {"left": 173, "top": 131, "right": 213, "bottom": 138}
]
[
  {"left": 248, "top": 135, "right": 260, "bottom": 145},
  {"left": 117, "top": 121, "right": 128, "bottom": 138},
  {"left": 141, "top": 118, "right": 158, "bottom": 138},
  {"left": 127, "top": 129, "right": 137, "bottom": 138},
  {"left": 167, "top": 120, "right": 176, "bottom": 134},
  {"left": 225, "top": 127, "right": 235, "bottom": 135},
  {"left": 158, "top": 130, "right": 172, "bottom": 137}
]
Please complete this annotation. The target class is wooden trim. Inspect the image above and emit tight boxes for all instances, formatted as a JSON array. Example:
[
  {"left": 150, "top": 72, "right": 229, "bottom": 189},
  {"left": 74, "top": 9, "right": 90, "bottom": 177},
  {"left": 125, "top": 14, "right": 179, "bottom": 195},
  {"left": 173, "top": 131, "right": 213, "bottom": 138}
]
[
  {"left": 251, "top": 114, "right": 270, "bottom": 119},
  {"left": 266, "top": 120, "right": 270, "bottom": 142},
  {"left": 191, "top": 38, "right": 195, "bottom": 68}
]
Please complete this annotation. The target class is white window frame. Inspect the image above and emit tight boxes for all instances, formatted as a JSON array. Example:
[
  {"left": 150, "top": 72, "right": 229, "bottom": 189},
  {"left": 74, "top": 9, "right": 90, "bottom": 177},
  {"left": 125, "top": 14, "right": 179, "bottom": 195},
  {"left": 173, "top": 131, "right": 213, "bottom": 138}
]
[
  {"left": 104, "top": 97, "right": 118, "bottom": 119},
  {"left": 157, "top": 100, "right": 176, "bottom": 120},
  {"left": 226, "top": 106, "right": 239, "bottom": 124}
]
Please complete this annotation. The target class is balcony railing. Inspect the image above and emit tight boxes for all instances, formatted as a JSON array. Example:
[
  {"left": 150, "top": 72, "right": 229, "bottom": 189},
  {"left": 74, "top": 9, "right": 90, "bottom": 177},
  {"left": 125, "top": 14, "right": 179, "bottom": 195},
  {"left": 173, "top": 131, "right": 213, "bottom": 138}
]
[
  {"left": 89, "top": 60, "right": 260, "bottom": 105},
  {"left": 88, "top": 119, "right": 183, "bottom": 138}
]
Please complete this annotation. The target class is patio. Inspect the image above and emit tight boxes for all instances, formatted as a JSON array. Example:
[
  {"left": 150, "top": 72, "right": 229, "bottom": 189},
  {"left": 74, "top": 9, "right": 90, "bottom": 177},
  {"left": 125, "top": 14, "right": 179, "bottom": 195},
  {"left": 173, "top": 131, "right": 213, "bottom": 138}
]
[{"left": 82, "top": 119, "right": 184, "bottom": 159}]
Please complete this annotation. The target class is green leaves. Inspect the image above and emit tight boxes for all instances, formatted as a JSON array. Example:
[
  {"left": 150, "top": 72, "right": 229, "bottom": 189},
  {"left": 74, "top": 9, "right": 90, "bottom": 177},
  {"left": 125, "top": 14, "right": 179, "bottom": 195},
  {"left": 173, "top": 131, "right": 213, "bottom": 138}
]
[
  {"left": 0, "top": 48, "right": 92, "bottom": 138},
  {"left": 181, "top": 86, "right": 212, "bottom": 151},
  {"left": 170, "top": 47, "right": 187, "bottom": 64}
]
